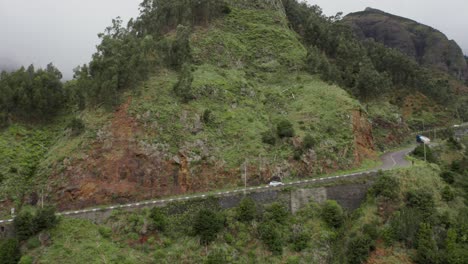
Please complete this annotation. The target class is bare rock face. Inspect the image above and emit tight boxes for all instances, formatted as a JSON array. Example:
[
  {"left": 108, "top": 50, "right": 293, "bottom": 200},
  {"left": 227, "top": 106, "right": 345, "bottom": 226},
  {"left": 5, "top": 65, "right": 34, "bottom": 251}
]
[{"left": 343, "top": 8, "right": 468, "bottom": 81}]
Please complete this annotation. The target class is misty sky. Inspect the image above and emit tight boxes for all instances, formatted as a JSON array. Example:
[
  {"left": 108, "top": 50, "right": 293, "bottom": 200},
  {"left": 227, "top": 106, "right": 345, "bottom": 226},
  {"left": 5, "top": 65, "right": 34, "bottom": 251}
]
[{"left": 0, "top": 0, "right": 467, "bottom": 80}]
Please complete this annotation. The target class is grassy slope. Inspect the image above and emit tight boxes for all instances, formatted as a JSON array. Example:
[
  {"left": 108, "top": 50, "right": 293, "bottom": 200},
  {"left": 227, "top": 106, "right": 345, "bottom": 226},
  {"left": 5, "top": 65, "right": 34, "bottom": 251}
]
[{"left": 129, "top": 7, "right": 359, "bottom": 169}]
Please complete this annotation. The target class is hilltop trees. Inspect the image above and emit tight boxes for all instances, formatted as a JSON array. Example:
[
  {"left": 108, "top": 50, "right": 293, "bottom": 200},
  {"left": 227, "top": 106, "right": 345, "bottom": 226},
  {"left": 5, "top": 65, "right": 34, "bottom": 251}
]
[
  {"left": 282, "top": 0, "right": 455, "bottom": 104},
  {"left": 0, "top": 64, "right": 65, "bottom": 126}
]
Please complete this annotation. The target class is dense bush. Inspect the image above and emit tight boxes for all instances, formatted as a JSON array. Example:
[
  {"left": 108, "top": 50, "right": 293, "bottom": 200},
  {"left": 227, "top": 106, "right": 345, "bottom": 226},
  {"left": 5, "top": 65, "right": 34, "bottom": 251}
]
[
  {"left": 263, "top": 203, "right": 289, "bottom": 225},
  {"left": 290, "top": 229, "right": 310, "bottom": 252},
  {"left": 150, "top": 207, "right": 168, "bottom": 232},
  {"left": 258, "top": 221, "right": 283, "bottom": 255},
  {"left": 441, "top": 186, "right": 455, "bottom": 202},
  {"left": 261, "top": 130, "right": 276, "bottom": 145},
  {"left": 0, "top": 239, "right": 21, "bottom": 264},
  {"left": 389, "top": 208, "right": 422, "bottom": 246},
  {"left": 372, "top": 173, "right": 400, "bottom": 200},
  {"left": 193, "top": 209, "right": 224, "bottom": 245},
  {"left": 415, "top": 223, "right": 437, "bottom": 264},
  {"left": 321, "top": 200, "right": 344, "bottom": 228},
  {"left": 303, "top": 134, "right": 315, "bottom": 149},
  {"left": 405, "top": 189, "right": 436, "bottom": 218},
  {"left": 67, "top": 117, "right": 85, "bottom": 136},
  {"left": 277, "top": 120, "right": 295, "bottom": 138},
  {"left": 412, "top": 144, "right": 437, "bottom": 163},
  {"left": 13, "top": 206, "right": 58, "bottom": 241},
  {"left": 440, "top": 170, "right": 456, "bottom": 184},
  {"left": 347, "top": 234, "right": 374, "bottom": 264},
  {"left": 236, "top": 198, "right": 256, "bottom": 222}
]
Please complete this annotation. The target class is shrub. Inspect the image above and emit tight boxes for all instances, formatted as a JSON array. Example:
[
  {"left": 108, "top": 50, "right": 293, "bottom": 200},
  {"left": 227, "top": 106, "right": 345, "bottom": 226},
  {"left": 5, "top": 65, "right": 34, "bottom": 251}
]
[
  {"left": 389, "top": 208, "right": 422, "bottom": 247},
  {"left": 441, "top": 186, "right": 455, "bottom": 202},
  {"left": 67, "top": 117, "right": 85, "bottom": 136},
  {"left": 150, "top": 207, "right": 168, "bottom": 232},
  {"left": 290, "top": 230, "right": 310, "bottom": 252},
  {"left": 372, "top": 173, "right": 400, "bottom": 200},
  {"left": 34, "top": 206, "right": 58, "bottom": 231},
  {"left": 303, "top": 134, "right": 315, "bottom": 149},
  {"left": 18, "top": 255, "right": 34, "bottom": 264},
  {"left": 202, "top": 109, "right": 213, "bottom": 124},
  {"left": 440, "top": 170, "right": 455, "bottom": 184},
  {"left": 347, "top": 234, "right": 374, "bottom": 264},
  {"left": 264, "top": 203, "right": 288, "bottom": 225},
  {"left": 277, "top": 120, "right": 295, "bottom": 138},
  {"left": 363, "top": 223, "right": 379, "bottom": 240},
  {"left": 193, "top": 209, "right": 224, "bottom": 245},
  {"left": 416, "top": 223, "right": 437, "bottom": 264},
  {"left": 236, "top": 198, "right": 256, "bottom": 222},
  {"left": 14, "top": 211, "right": 36, "bottom": 241},
  {"left": 173, "top": 63, "right": 195, "bottom": 102},
  {"left": 258, "top": 221, "right": 283, "bottom": 255},
  {"left": 321, "top": 200, "right": 344, "bottom": 228},
  {"left": 261, "top": 130, "right": 276, "bottom": 145},
  {"left": 205, "top": 248, "right": 227, "bottom": 264},
  {"left": 98, "top": 226, "right": 112, "bottom": 239},
  {"left": 412, "top": 144, "right": 437, "bottom": 163},
  {"left": 405, "top": 189, "right": 436, "bottom": 218},
  {"left": 0, "top": 239, "right": 21, "bottom": 264}
]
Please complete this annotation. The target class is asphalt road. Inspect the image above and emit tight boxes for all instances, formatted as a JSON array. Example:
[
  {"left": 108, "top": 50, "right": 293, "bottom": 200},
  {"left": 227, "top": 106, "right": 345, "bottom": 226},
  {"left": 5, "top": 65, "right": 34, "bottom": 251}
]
[
  {"left": 0, "top": 146, "right": 417, "bottom": 225},
  {"left": 379, "top": 147, "right": 414, "bottom": 170}
]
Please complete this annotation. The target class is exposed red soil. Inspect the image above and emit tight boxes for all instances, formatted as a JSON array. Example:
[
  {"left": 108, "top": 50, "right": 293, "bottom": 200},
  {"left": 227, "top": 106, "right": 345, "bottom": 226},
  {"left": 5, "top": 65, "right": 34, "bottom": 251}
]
[
  {"left": 367, "top": 241, "right": 413, "bottom": 264},
  {"left": 353, "top": 109, "right": 377, "bottom": 164}
]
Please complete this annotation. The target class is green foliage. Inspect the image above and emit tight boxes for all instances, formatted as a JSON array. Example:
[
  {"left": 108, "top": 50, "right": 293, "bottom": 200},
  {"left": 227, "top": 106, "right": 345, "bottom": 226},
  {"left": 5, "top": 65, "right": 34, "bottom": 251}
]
[
  {"left": 415, "top": 223, "right": 437, "bottom": 264},
  {"left": 440, "top": 170, "right": 456, "bottom": 184},
  {"left": 289, "top": 229, "right": 310, "bottom": 252},
  {"left": 412, "top": 144, "right": 437, "bottom": 163},
  {"left": 258, "top": 221, "right": 283, "bottom": 255},
  {"left": 441, "top": 186, "right": 455, "bottom": 202},
  {"left": 0, "top": 64, "right": 65, "bottom": 125},
  {"left": 261, "top": 130, "right": 276, "bottom": 145},
  {"left": 372, "top": 173, "right": 400, "bottom": 200},
  {"left": 321, "top": 200, "right": 344, "bottom": 229},
  {"left": 303, "top": 134, "right": 315, "bottom": 149},
  {"left": 18, "top": 255, "right": 34, "bottom": 264},
  {"left": 389, "top": 208, "right": 423, "bottom": 247},
  {"left": 173, "top": 63, "right": 195, "bottom": 102},
  {"left": 236, "top": 198, "right": 256, "bottom": 222},
  {"left": 13, "top": 206, "right": 58, "bottom": 241},
  {"left": 205, "top": 248, "right": 227, "bottom": 264},
  {"left": 150, "top": 207, "right": 168, "bottom": 232},
  {"left": 405, "top": 189, "right": 436, "bottom": 218},
  {"left": 264, "top": 203, "right": 289, "bottom": 225},
  {"left": 14, "top": 211, "right": 36, "bottom": 241},
  {"left": 34, "top": 206, "right": 58, "bottom": 231},
  {"left": 276, "top": 120, "right": 295, "bottom": 138},
  {"left": 67, "top": 117, "right": 85, "bottom": 136},
  {"left": 202, "top": 109, "right": 213, "bottom": 124},
  {"left": 192, "top": 209, "right": 224, "bottom": 245},
  {"left": 346, "top": 234, "right": 374, "bottom": 264},
  {"left": 0, "top": 239, "right": 21, "bottom": 264}
]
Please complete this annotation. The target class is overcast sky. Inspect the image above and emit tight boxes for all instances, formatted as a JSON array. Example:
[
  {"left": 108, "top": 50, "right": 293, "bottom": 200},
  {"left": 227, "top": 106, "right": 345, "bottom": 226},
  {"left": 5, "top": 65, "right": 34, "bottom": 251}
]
[{"left": 0, "top": 0, "right": 467, "bottom": 80}]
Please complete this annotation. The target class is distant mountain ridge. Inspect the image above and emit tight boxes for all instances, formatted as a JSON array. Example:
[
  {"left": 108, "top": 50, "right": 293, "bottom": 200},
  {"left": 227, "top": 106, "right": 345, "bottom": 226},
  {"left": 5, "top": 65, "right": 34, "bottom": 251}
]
[{"left": 343, "top": 8, "right": 468, "bottom": 81}]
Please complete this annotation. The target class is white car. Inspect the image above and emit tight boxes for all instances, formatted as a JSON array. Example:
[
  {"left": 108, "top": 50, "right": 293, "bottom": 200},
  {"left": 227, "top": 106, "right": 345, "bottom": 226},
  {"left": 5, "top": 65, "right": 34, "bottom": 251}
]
[
  {"left": 268, "top": 181, "right": 284, "bottom": 187},
  {"left": 453, "top": 124, "right": 460, "bottom": 128}
]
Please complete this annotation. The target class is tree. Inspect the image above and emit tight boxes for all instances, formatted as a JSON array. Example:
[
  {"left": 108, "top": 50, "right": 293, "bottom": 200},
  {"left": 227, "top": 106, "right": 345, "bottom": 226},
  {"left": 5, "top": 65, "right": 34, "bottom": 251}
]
[
  {"left": 193, "top": 209, "right": 224, "bottom": 245},
  {"left": 13, "top": 211, "right": 35, "bottom": 241},
  {"left": 150, "top": 207, "right": 168, "bottom": 232},
  {"left": 34, "top": 206, "right": 58, "bottom": 231},
  {"left": 236, "top": 198, "right": 256, "bottom": 222},
  {"left": 258, "top": 221, "right": 283, "bottom": 255},
  {"left": 372, "top": 173, "right": 400, "bottom": 200},
  {"left": 173, "top": 63, "right": 195, "bottom": 102},
  {"left": 347, "top": 234, "right": 374, "bottom": 264},
  {"left": 264, "top": 203, "right": 289, "bottom": 225},
  {"left": 277, "top": 120, "right": 295, "bottom": 138},
  {"left": 0, "top": 239, "right": 21, "bottom": 264},
  {"left": 416, "top": 223, "right": 437, "bottom": 264},
  {"left": 321, "top": 200, "right": 344, "bottom": 228}
]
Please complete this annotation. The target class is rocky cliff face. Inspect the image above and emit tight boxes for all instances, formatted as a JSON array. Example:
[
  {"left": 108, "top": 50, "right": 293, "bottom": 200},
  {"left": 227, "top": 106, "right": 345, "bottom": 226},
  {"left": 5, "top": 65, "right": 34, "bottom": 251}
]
[{"left": 343, "top": 8, "right": 468, "bottom": 81}]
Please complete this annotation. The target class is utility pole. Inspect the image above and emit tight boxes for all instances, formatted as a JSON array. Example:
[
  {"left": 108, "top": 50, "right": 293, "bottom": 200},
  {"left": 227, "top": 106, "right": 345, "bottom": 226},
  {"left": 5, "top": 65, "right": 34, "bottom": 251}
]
[
  {"left": 243, "top": 159, "right": 247, "bottom": 195},
  {"left": 424, "top": 142, "right": 427, "bottom": 162}
]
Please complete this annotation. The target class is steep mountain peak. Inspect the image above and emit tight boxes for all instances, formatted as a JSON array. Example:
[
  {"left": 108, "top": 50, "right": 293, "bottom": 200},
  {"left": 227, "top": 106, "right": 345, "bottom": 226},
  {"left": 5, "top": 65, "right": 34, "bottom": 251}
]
[{"left": 343, "top": 8, "right": 468, "bottom": 81}]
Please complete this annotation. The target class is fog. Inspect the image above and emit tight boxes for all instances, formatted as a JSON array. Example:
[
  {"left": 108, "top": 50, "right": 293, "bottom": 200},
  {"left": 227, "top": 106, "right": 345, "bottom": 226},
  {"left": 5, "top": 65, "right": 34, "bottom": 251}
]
[{"left": 0, "top": 0, "right": 466, "bottom": 80}]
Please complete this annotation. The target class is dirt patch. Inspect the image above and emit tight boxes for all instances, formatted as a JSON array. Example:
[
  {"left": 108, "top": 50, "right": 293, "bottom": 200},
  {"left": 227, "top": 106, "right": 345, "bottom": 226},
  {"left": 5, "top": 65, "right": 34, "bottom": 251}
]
[{"left": 353, "top": 109, "right": 377, "bottom": 165}]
